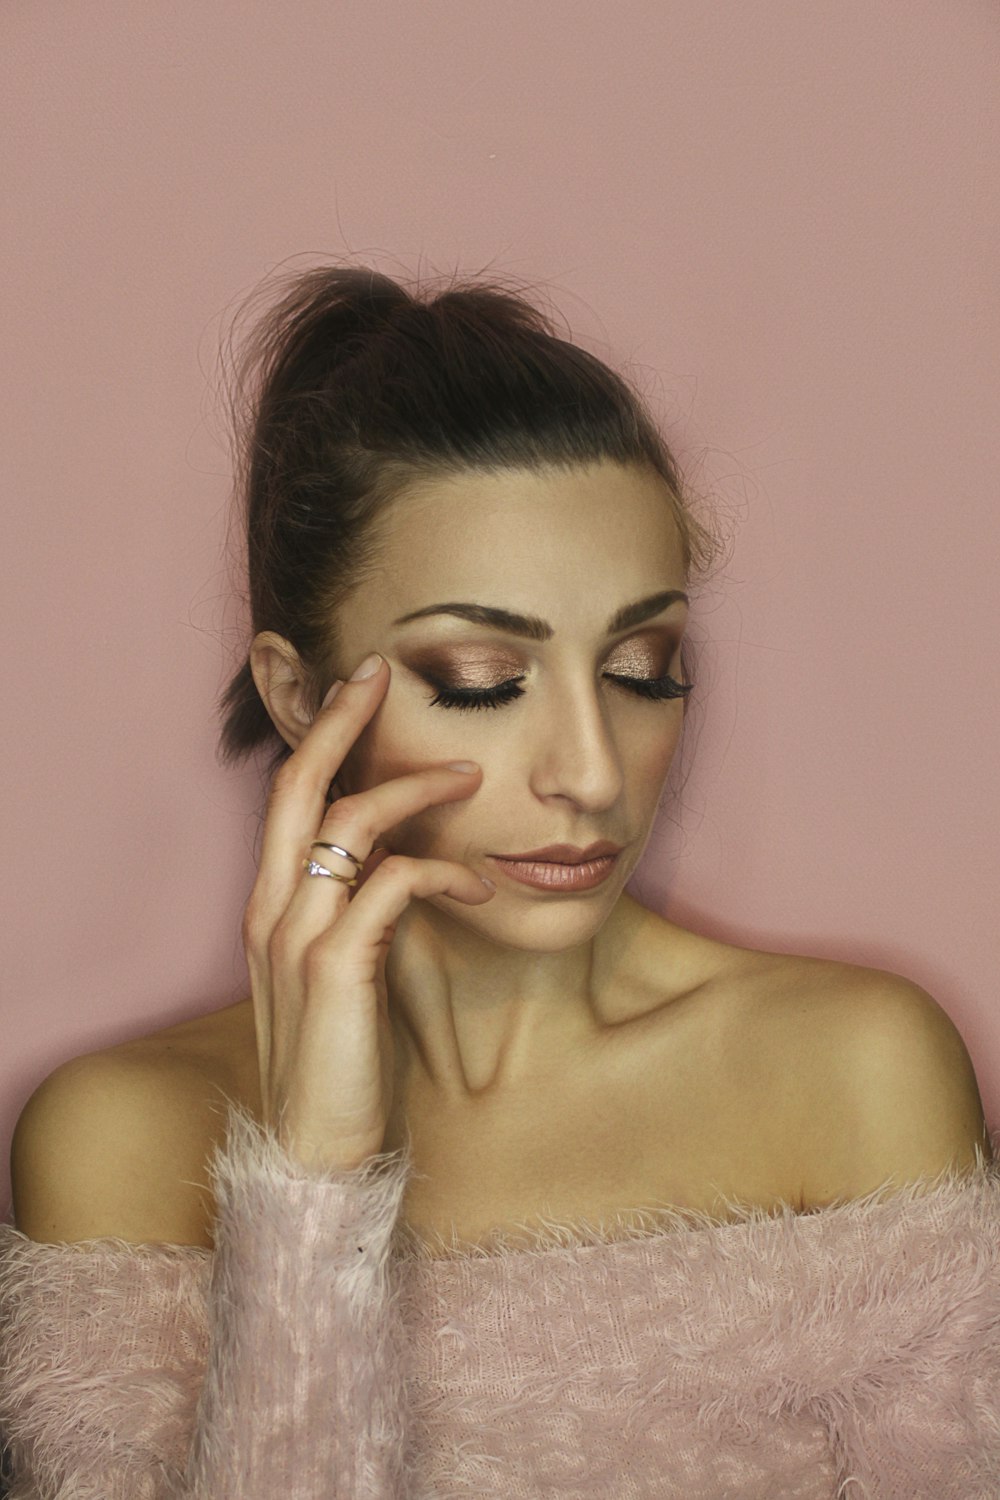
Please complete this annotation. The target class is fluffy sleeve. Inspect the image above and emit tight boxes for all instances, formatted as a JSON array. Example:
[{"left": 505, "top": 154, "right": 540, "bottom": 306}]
[{"left": 0, "top": 1102, "right": 413, "bottom": 1499}]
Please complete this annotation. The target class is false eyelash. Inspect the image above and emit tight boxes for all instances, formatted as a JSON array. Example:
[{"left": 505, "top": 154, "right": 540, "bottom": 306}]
[{"left": 427, "top": 674, "right": 693, "bottom": 712}]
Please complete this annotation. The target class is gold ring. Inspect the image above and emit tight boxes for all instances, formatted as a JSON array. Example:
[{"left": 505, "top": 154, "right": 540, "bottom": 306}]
[
  {"left": 301, "top": 858, "right": 357, "bottom": 886},
  {"left": 309, "top": 841, "right": 364, "bottom": 874}
]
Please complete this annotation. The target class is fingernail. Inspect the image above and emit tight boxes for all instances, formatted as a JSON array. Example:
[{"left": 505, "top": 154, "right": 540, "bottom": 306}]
[
  {"left": 321, "top": 680, "right": 344, "bottom": 709},
  {"left": 446, "top": 761, "right": 479, "bottom": 773},
  {"left": 480, "top": 875, "right": 497, "bottom": 891},
  {"left": 350, "top": 652, "right": 383, "bottom": 681}
]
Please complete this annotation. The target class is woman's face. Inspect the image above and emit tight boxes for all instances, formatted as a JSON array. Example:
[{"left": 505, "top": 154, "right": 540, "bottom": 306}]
[{"left": 331, "top": 460, "right": 691, "bottom": 952}]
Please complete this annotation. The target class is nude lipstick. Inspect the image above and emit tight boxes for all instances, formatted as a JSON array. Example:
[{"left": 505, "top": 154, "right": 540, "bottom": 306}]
[{"left": 485, "top": 841, "right": 623, "bottom": 891}]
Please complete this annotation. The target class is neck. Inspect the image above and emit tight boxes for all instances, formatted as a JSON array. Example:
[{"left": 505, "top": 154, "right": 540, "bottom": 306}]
[{"left": 384, "top": 892, "right": 652, "bottom": 1100}]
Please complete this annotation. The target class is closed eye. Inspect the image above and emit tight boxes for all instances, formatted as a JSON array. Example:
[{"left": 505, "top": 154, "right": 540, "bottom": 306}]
[{"left": 425, "top": 673, "right": 693, "bottom": 711}]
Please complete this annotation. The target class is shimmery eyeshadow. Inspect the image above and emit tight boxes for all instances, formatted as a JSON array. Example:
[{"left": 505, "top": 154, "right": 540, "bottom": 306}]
[
  {"left": 406, "top": 648, "right": 522, "bottom": 688},
  {"left": 403, "top": 625, "right": 678, "bottom": 690},
  {"left": 604, "top": 636, "right": 663, "bottom": 676}
]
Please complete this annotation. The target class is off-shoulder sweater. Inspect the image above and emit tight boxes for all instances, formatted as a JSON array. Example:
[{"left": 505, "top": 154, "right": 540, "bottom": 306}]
[{"left": 1, "top": 1104, "right": 999, "bottom": 1499}]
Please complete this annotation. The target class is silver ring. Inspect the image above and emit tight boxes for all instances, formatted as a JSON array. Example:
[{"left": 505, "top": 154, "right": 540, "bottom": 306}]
[
  {"left": 301, "top": 858, "right": 357, "bottom": 887},
  {"left": 309, "top": 841, "right": 364, "bottom": 875}
]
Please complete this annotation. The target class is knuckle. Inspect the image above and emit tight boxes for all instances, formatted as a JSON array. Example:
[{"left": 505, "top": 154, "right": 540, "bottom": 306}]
[
  {"left": 302, "top": 938, "right": 337, "bottom": 981},
  {"left": 321, "top": 795, "right": 375, "bottom": 845},
  {"left": 320, "top": 795, "right": 357, "bottom": 828},
  {"left": 373, "top": 852, "right": 409, "bottom": 882},
  {"left": 266, "top": 919, "right": 297, "bottom": 965},
  {"left": 269, "top": 758, "right": 302, "bottom": 799}
]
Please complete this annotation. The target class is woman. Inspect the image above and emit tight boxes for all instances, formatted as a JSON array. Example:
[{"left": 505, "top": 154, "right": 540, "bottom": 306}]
[{"left": 2, "top": 265, "right": 998, "bottom": 1499}]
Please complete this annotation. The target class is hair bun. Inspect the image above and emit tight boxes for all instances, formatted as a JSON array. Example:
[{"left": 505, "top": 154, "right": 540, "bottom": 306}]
[{"left": 236, "top": 266, "right": 411, "bottom": 403}]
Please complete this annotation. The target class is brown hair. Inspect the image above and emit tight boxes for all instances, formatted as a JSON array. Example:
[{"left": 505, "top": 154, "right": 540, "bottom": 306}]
[{"left": 215, "top": 263, "right": 727, "bottom": 782}]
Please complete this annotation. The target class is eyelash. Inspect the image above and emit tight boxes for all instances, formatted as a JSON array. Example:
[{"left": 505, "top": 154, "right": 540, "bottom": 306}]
[{"left": 426, "top": 673, "right": 694, "bottom": 712}]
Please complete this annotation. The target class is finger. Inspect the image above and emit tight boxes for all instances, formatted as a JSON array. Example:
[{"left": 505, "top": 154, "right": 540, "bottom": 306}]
[
  {"left": 304, "top": 854, "right": 496, "bottom": 984},
  {"left": 254, "top": 654, "right": 390, "bottom": 911},
  {"left": 307, "top": 761, "right": 482, "bottom": 881},
  {"left": 356, "top": 843, "right": 392, "bottom": 889},
  {"left": 276, "top": 765, "right": 483, "bottom": 946}
]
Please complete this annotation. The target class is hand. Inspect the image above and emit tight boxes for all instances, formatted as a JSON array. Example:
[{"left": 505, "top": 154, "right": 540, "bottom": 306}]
[{"left": 241, "top": 653, "right": 494, "bottom": 1172}]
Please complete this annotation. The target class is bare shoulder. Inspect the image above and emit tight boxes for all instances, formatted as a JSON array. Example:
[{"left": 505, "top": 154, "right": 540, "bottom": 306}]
[
  {"left": 648, "top": 924, "right": 990, "bottom": 1209},
  {"left": 686, "top": 931, "right": 969, "bottom": 1066},
  {"left": 750, "top": 955, "right": 993, "bottom": 1206},
  {"left": 11, "top": 1001, "right": 260, "bottom": 1248}
]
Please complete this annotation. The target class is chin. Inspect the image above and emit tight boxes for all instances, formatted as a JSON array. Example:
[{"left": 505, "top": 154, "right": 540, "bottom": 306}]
[{"left": 425, "top": 891, "right": 619, "bottom": 951}]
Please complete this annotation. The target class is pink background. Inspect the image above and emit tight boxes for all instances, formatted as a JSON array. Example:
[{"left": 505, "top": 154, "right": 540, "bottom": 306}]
[{"left": 2, "top": 2, "right": 998, "bottom": 1219}]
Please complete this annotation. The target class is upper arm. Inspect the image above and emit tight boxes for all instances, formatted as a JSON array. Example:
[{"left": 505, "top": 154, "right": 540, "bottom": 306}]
[
  {"left": 10, "top": 1051, "right": 223, "bottom": 1247},
  {"left": 799, "top": 973, "right": 993, "bottom": 1208}
]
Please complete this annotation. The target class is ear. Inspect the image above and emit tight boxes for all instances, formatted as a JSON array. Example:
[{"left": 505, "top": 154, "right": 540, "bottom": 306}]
[{"left": 248, "top": 631, "right": 316, "bottom": 751}]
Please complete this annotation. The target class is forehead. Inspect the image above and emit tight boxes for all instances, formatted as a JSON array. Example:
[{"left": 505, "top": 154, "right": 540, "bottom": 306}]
[{"left": 374, "top": 461, "right": 685, "bottom": 590}]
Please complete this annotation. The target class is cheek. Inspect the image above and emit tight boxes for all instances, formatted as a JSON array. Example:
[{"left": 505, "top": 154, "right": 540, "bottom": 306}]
[
  {"left": 631, "top": 720, "right": 682, "bottom": 795},
  {"left": 337, "top": 687, "right": 440, "bottom": 790},
  {"left": 339, "top": 724, "right": 415, "bottom": 797},
  {"left": 336, "top": 697, "right": 479, "bottom": 853}
]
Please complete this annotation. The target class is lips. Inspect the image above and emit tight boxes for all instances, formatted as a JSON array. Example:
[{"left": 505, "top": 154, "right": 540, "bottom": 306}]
[{"left": 490, "top": 841, "right": 623, "bottom": 864}]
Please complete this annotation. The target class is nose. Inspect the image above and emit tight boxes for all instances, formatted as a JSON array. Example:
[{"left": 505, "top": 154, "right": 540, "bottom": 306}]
[{"left": 528, "top": 677, "right": 625, "bottom": 811}]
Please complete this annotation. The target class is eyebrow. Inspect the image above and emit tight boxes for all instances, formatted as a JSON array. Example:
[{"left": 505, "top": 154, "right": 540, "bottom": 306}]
[{"left": 391, "top": 589, "right": 689, "bottom": 641}]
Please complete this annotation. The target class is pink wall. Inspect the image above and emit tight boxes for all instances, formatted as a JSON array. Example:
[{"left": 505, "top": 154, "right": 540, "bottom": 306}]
[{"left": 2, "top": 1, "right": 998, "bottom": 1219}]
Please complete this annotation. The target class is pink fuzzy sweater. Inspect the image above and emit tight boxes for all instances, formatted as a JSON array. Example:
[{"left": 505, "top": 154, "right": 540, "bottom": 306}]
[{"left": 1, "top": 1103, "right": 999, "bottom": 1499}]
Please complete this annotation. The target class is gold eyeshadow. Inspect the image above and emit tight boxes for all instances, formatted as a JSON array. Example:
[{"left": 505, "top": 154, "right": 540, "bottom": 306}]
[
  {"left": 603, "top": 633, "right": 669, "bottom": 678},
  {"left": 404, "top": 627, "right": 677, "bottom": 687},
  {"left": 403, "top": 647, "right": 522, "bottom": 689}
]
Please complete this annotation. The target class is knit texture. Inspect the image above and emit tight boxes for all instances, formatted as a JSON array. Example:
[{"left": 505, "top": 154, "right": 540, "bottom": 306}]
[{"left": 2, "top": 1101, "right": 999, "bottom": 1498}]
